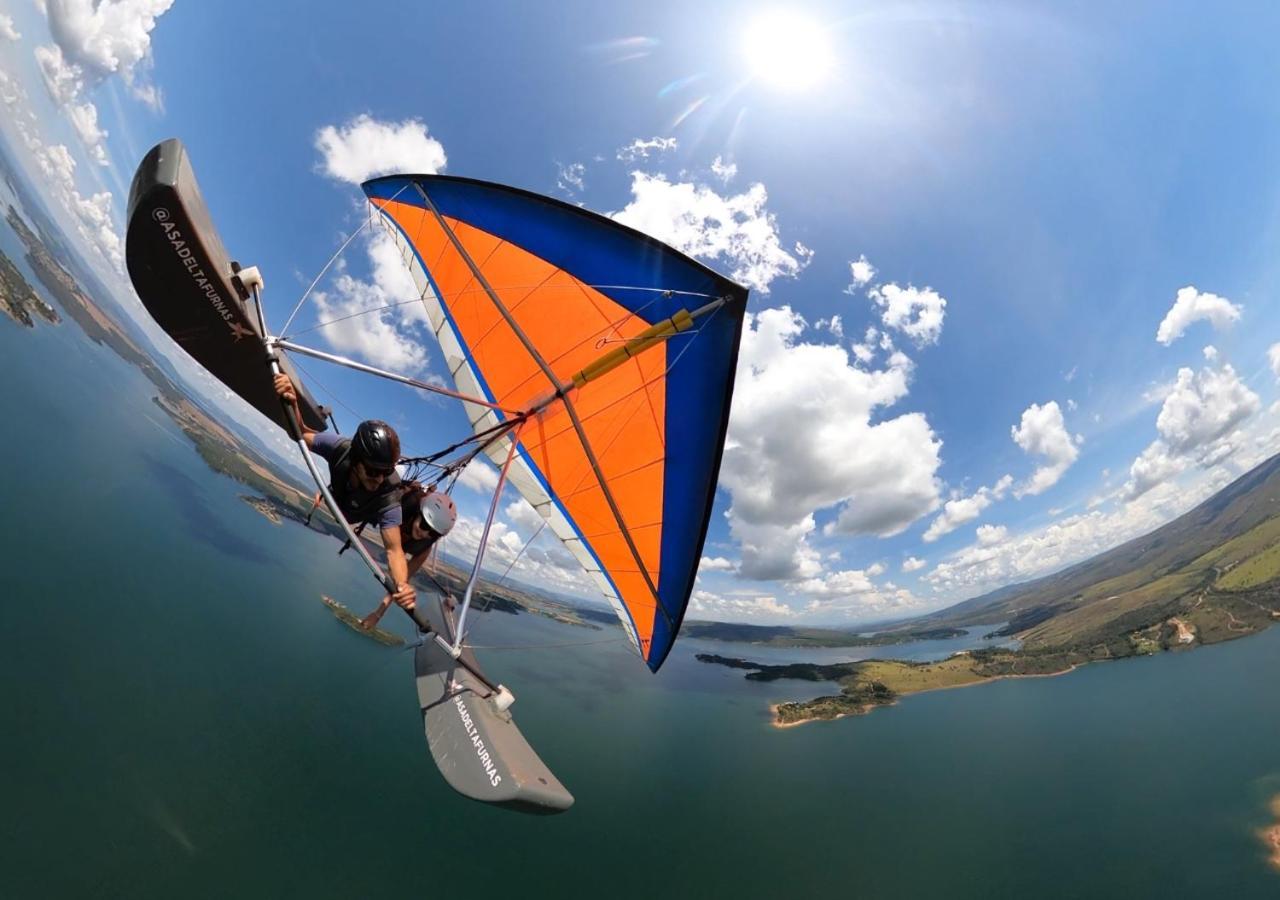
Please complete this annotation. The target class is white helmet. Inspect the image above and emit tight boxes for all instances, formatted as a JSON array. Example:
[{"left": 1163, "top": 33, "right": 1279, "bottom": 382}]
[{"left": 420, "top": 491, "right": 457, "bottom": 536}]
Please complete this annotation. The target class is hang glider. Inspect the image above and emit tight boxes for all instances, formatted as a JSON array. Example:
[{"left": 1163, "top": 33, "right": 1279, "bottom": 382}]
[{"left": 123, "top": 138, "right": 748, "bottom": 813}]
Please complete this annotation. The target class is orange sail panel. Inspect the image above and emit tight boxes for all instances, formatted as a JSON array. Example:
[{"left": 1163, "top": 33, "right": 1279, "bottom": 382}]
[{"left": 364, "top": 176, "right": 747, "bottom": 670}]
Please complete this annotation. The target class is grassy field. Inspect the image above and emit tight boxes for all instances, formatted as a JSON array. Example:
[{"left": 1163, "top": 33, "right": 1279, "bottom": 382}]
[{"left": 1219, "top": 542, "right": 1280, "bottom": 590}]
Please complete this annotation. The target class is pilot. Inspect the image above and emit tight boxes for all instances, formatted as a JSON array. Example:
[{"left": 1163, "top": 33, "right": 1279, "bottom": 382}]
[{"left": 273, "top": 373, "right": 417, "bottom": 614}]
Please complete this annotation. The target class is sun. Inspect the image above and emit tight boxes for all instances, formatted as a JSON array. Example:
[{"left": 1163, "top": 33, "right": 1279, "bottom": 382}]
[{"left": 742, "top": 11, "right": 835, "bottom": 92}]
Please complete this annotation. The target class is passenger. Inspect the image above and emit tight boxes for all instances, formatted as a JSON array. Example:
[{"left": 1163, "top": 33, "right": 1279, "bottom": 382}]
[
  {"left": 360, "top": 487, "right": 458, "bottom": 630},
  {"left": 273, "top": 372, "right": 417, "bottom": 614}
]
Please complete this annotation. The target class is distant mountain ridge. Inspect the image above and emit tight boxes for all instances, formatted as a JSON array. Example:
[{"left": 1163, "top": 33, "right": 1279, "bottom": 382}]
[{"left": 920, "top": 451, "right": 1280, "bottom": 646}]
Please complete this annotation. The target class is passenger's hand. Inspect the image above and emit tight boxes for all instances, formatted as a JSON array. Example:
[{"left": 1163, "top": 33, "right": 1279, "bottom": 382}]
[
  {"left": 392, "top": 582, "right": 416, "bottom": 611},
  {"left": 273, "top": 373, "right": 296, "bottom": 402}
]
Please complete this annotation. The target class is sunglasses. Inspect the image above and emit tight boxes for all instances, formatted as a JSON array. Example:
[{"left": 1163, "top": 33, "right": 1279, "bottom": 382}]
[{"left": 360, "top": 461, "right": 395, "bottom": 478}]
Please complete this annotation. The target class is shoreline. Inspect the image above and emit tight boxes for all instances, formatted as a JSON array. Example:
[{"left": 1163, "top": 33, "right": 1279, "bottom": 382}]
[
  {"left": 1261, "top": 793, "right": 1280, "bottom": 873},
  {"left": 768, "top": 662, "right": 1080, "bottom": 729}
]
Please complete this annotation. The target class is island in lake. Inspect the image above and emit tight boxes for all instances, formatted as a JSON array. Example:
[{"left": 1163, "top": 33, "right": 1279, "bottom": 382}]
[{"left": 0, "top": 226, "right": 59, "bottom": 328}]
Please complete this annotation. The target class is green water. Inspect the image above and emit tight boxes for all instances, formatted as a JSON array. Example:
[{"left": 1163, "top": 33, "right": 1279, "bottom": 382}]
[{"left": 2, "top": 240, "right": 1279, "bottom": 899}]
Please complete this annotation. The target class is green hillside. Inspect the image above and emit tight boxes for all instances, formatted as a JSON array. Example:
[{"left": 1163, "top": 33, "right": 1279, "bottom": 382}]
[{"left": 923, "top": 453, "right": 1280, "bottom": 653}]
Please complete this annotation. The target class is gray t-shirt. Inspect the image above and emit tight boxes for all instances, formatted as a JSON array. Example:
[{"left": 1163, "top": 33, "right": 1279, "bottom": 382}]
[{"left": 311, "top": 431, "right": 403, "bottom": 529}]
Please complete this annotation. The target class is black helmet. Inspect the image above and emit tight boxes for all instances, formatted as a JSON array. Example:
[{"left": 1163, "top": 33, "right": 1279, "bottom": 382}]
[{"left": 351, "top": 420, "right": 400, "bottom": 469}]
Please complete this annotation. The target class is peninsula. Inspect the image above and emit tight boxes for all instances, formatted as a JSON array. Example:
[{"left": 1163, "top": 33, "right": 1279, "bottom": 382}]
[{"left": 704, "top": 452, "right": 1280, "bottom": 727}]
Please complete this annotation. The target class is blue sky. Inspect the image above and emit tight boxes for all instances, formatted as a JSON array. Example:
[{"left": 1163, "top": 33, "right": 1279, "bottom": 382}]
[{"left": 3, "top": 0, "right": 1280, "bottom": 625}]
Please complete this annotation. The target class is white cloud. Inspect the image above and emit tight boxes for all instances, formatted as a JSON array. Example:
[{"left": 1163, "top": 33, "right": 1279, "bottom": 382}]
[
  {"left": 925, "top": 470, "right": 1244, "bottom": 599},
  {"left": 846, "top": 254, "right": 876, "bottom": 290},
  {"left": 975, "top": 524, "right": 1007, "bottom": 546},
  {"left": 720, "top": 306, "right": 942, "bottom": 580},
  {"left": 698, "top": 556, "right": 737, "bottom": 573},
  {"left": 35, "top": 43, "right": 82, "bottom": 105},
  {"left": 43, "top": 0, "right": 173, "bottom": 80},
  {"left": 867, "top": 282, "right": 947, "bottom": 347},
  {"left": 866, "top": 562, "right": 886, "bottom": 577},
  {"left": 555, "top": 161, "right": 585, "bottom": 194},
  {"left": 503, "top": 499, "right": 544, "bottom": 537},
  {"left": 813, "top": 314, "right": 843, "bottom": 338},
  {"left": 446, "top": 515, "right": 593, "bottom": 597},
  {"left": 791, "top": 568, "right": 876, "bottom": 598},
  {"left": 1122, "top": 441, "right": 1186, "bottom": 500},
  {"left": 689, "top": 590, "right": 797, "bottom": 622},
  {"left": 1011, "top": 401, "right": 1080, "bottom": 497},
  {"left": 36, "top": 0, "right": 173, "bottom": 122},
  {"left": 25, "top": 137, "right": 122, "bottom": 270},
  {"left": 922, "top": 474, "right": 1013, "bottom": 542},
  {"left": 314, "top": 114, "right": 447, "bottom": 185},
  {"left": 1202, "top": 345, "right": 1218, "bottom": 362},
  {"left": 1268, "top": 343, "right": 1280, "bottom": 380},
  {"left": 456, "top": 459, "right": 499, "bottom": 495},
  {"left": 308, "top": 228, "right": 429, "bottom": 373},
  {"left": 616, "top": 136, "right": 677, "bottom": 162},
  {"left": 710, "top": 155, "right": 737, "bottom": 184},
  {"left": 65, "top": 101, "right": 108, "bottom": 165},
  {"left": 1155, "top": 363, "right": 1258, "bottom": 454},
  {"left": 1123, "top": 362, "right": 1260, "bottom": 499},
  {"left": 902, "top": 556, "right": 927, "bottom": 573},
  {"left": 1155, "top": 285, "right": 1242, "bottom": 346},
  {"left": 0, "top": 14, "right": 20, "bottom": 40},
  {"left": 610, "top": 173, "right": 811, "bottom": 293}
]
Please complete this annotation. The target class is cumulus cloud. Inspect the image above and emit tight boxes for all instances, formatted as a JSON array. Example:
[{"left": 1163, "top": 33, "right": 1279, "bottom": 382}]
[
  {"left": 1156, "top": 363, "right": 1258, "bottom": 454},
  {"left": 720, "top": 306, "right": 942, "bottom": 580},
  {"left": 504, "top": 499, "right": 545, "bottom": 536},
  {"left": 689, "top": 590, "right": 796, "bottom": 622},
  {"left": 902, "top": 556, "right": 927, "bottom": 573},
  {"left": 710, "top": 155, "right": 737, "bottom": 184},
  {"left": 309, "top": 229, "right": 430, "bottom": 372},
  {"left": 23, "top": 136, "right": 123, "bottom": 270},
  {"left": 610, "top": 173, "right": 811, "bottom": 293},
  {"left": 456, "top": 458, "right": 499, "bottom": 495},
  {"left": 699, "top": 556, "right": 737, "bottom": 573},
  {"left": 65, "top": 101, "right": 108, "bottom": 165},
  {"left": 866, "top": 562, "right": 886, "bottom": 577},
  {"left": 926, "top": 471, "right": 1238, "bottom": 599},
  {"left": 1268, "top": 343, "right": 1280, "bottom": 380},
  {"left": 1011, "top": 401, "right": 1080, "bottom": 497},
  {"left": 0, "top": 14, "right": 20, "bottom": 40},
  {"left": 867, "top": 283, "right": 947, "bottom": 347},
  {"left": 617, "top": 136, "right": 677, "bottom": 161},
  {"left": 447, "top": 515, "right": 591, "bottom": 597},
  {"left": 1123, "top": 362, "right": 1260, "bottom": 499},
  {"left": 975, "top": 524, "right": 1007, "bottom": 546},
  {"left": 34, "top": 44, "right": 82, "bottom": 105},
  {"left": 922, "top": 475, "right": 1013, "bottom": 542},
  {"left": 791, "top": 568, "right": 877, "bottom": 598},
  {"left": 845, "top": 254, "right": 876, "bottom": 290},
  {"left": 35, "top": 0, "right": 173, "bottom": 165},
  {"left": 314, "top": 114, "right": 447, "bottom": 185},
  {"left": 43, "top": 0, "right": 172, "bottom": 81},
  {"left": 1155, "top": 285, "right": 1242, "bottom": 346}
]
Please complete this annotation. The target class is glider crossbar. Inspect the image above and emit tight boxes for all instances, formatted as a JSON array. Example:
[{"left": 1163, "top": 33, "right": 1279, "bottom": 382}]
[{"left": 273, "top": 338, "right": 519, "bottom": 415}]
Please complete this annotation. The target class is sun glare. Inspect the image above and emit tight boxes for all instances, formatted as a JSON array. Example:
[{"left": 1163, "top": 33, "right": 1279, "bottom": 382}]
[{"left": 742, "top": 11, "right": 834, "bottom": 92}]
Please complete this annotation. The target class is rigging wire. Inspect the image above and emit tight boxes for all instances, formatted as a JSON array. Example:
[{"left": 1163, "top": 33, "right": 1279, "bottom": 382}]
[{"left": 277, "top": 181, "right": 414, "bottom": 336}]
